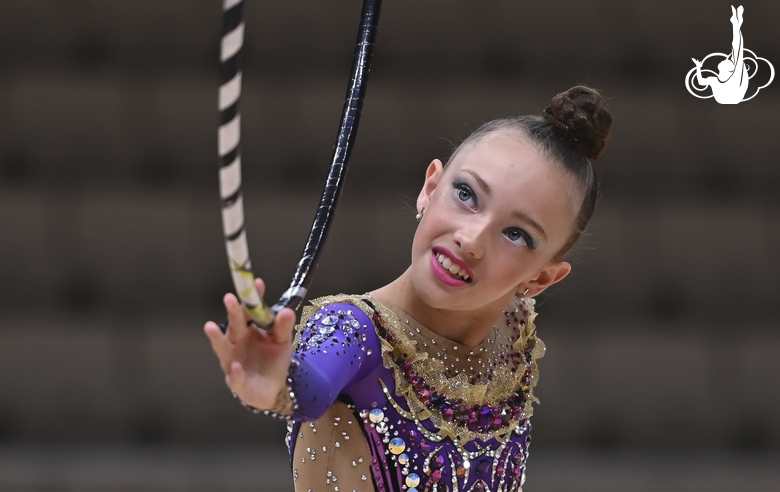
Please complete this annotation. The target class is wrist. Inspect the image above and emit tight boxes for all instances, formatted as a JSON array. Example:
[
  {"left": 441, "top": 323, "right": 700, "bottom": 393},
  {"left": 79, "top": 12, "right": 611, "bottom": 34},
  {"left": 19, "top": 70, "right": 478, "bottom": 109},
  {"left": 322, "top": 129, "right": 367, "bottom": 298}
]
[{"left": 231, "top": 358, "right": 300, "bottom": 420}]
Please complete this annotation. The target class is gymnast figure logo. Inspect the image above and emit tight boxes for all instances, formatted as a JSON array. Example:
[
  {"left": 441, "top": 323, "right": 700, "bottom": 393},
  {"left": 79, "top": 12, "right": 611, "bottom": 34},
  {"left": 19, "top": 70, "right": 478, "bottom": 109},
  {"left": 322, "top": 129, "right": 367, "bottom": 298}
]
[{"left": 685, "top": 5, "right": 774, "bottom": 104}]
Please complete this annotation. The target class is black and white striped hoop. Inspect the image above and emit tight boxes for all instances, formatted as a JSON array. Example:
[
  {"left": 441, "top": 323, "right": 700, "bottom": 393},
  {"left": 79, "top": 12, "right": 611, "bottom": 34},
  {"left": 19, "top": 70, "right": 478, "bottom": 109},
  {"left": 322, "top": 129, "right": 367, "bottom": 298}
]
[{"left": 218, "top": 0, "right": 382, "bottom": 328}]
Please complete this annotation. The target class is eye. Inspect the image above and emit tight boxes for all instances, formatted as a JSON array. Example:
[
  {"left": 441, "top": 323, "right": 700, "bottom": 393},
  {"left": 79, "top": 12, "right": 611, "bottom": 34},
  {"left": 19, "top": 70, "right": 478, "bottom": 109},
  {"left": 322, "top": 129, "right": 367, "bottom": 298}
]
[
  {"left": 458, "top": 186, "right": 471, "bottom": 201},
  {"left": 453, "top": 180, "right": 477, "bottom": 207},
  {"left": 504, "top": 227, "right": 537, "bottom": 249}
]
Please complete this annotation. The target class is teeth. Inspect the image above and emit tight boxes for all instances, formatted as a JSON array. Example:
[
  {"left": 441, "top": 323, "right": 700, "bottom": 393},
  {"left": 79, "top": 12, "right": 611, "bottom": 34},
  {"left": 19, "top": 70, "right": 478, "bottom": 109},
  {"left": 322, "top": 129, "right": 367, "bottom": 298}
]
[{"left": 436, "top": 253, "right": 470, "bottom": 281}]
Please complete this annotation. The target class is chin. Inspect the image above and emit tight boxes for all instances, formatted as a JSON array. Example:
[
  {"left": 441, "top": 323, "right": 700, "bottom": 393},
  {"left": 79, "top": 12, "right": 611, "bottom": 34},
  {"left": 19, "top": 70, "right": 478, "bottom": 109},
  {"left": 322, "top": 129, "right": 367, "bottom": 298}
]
[
  {"left": 413, "top": 276, "right": 503, "bottom": 315},
  {"left": 411, "top": 269, "right": 465, "bottom": 310}
]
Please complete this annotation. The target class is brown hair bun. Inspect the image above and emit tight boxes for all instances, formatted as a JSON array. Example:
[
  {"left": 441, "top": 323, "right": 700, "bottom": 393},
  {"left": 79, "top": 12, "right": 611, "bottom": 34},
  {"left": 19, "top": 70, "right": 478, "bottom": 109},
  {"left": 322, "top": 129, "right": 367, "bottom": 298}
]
[{"left": 543, "top": 86, "right": 612, "bottom": 160}]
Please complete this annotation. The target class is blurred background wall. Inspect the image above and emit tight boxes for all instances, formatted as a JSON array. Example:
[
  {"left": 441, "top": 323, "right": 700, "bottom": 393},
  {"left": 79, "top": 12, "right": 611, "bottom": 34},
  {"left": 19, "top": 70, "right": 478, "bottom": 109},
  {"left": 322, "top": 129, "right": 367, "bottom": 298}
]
[{"left": 0, "top": 0, "right": 778, "bottom": 490}]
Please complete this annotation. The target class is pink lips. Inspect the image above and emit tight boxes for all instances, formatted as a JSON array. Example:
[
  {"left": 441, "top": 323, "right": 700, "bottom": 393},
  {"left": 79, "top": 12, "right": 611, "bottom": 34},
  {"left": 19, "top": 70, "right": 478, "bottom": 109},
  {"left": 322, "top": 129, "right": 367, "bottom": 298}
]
[{"left": 430, "top": 247, "right": 474, "bottom": 287}]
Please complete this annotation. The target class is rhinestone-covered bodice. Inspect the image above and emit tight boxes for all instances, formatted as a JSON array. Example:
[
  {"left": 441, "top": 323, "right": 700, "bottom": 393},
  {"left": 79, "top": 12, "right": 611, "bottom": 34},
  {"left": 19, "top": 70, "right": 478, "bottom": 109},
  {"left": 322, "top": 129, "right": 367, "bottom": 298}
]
[{"left": 287, "top": 295, "right": 544, "bottom": 492}]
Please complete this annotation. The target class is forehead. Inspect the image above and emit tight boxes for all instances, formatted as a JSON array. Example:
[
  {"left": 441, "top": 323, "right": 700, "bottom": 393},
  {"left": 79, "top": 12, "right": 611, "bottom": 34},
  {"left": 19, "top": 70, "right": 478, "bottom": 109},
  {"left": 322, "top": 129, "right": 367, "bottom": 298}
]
[
  {"left": 448, "top": 133, "right": 568, "bottom": 191},
  {"left": 451, "top": 132, "right": 543, "bottom": 175}
]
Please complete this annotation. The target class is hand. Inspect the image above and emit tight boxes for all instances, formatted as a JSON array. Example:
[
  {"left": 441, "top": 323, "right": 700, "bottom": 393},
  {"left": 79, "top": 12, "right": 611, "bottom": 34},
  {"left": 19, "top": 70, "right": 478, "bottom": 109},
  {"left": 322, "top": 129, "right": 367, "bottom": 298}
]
[
  {"left": 692, "top": 58, "right": 702, "bottom": 67},
  {"left": 204, "top": 278, "right": 297, "bottom": 410}
]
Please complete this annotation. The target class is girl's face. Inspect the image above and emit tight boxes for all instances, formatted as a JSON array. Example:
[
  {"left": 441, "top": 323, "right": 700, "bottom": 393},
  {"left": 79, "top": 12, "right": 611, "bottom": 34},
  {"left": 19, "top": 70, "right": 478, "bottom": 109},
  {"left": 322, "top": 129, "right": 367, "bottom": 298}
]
[{"left": 412, "top": 132, "right": 578, "bottom": 313}]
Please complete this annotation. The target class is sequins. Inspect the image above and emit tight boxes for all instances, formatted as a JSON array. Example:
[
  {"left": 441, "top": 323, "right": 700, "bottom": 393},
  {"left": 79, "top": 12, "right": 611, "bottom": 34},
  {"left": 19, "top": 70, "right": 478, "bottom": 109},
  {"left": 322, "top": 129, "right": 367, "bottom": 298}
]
[
  {"left": 375, "top": 421, "right": 388, "bottom": 434},
  {"left": 398, "top": 453, "right": 409, "bottom": 465},
  {"left": 296, "top": 303, "right": 371, "bottom": 352}
]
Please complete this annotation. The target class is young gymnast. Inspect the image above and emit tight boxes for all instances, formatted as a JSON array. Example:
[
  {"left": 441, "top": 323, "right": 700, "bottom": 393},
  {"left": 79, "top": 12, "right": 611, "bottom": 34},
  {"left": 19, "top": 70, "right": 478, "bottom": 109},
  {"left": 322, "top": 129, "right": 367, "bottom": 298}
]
[{"left": 205, "top": 85, "right": 613, "bottom": 492}]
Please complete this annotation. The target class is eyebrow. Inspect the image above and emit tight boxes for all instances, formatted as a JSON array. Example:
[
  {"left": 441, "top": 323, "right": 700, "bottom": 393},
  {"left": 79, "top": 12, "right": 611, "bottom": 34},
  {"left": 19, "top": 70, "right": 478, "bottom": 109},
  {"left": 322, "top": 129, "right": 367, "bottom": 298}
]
[
  {"left": 463, "top": 169, "right": 548, "bottom": 242},
  {"left": 512, "top": 211, "right": 548, "bottom": 241},
  {"left": 464, "top": 170, "right": 492, "bottom": 195}
]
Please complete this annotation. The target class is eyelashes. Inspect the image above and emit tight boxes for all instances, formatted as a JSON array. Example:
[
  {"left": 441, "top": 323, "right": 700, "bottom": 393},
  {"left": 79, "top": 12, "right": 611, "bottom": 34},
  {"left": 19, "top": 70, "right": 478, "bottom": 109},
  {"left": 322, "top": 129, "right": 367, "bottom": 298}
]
[
  {"left": 504, "top": 227, "right": 538, "bottom": 250},
  {"left": 454, "top": 179, "right": 476, "bottom": 206}
]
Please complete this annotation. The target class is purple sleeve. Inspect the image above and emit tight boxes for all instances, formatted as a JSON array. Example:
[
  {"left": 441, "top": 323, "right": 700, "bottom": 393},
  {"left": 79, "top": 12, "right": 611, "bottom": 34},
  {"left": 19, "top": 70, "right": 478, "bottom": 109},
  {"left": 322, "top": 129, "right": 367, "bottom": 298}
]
[{"left": 288, "top": 302, "right": 382, "bottom": 421}]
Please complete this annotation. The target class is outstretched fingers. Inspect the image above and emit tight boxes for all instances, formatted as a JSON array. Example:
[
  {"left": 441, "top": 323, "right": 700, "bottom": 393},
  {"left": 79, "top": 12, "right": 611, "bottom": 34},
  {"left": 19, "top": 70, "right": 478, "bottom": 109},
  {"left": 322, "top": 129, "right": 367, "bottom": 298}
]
[
  {"left": 224, "top": 292, "right": 250, "bottom": 343},
  {"left": 204, "top": 320, "right": 233, "bottom": 373},
  {"left": 205, "top": 277, "right": 269, "bottom": 370},
  {"left": 204, "top": 277, "right": 295, "bottom": 409}
]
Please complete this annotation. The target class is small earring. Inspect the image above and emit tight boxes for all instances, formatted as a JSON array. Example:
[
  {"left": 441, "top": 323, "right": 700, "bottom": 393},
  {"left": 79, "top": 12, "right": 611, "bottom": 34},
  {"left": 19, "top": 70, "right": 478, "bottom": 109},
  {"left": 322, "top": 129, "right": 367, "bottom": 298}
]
[
  {"left": 415, "top": 208, "right": 425, "bottom": 221},
  {"left": 520, "top": 288, "right": 529, "bottom": 297}
]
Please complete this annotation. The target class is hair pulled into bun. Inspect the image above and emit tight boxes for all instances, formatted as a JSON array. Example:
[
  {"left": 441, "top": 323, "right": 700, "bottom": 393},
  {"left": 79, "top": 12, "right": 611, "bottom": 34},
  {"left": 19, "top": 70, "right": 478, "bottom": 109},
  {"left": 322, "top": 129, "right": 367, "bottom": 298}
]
[
  {"left": 445, "top": 84, "right": 613, "bottom": 258},
  {"left": 543, "top": 85, "right": 612, "bottom": 160}
]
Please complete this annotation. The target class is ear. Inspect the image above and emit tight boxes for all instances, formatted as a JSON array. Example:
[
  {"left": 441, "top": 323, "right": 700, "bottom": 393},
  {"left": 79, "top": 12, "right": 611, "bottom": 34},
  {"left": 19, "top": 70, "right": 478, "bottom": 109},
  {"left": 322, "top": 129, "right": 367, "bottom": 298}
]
[
  {"left": 520, "top": 261, "right": 571, "bottom": 298},
  {"left": 416, "top": 159, "right": 444, "bottom": 213}
]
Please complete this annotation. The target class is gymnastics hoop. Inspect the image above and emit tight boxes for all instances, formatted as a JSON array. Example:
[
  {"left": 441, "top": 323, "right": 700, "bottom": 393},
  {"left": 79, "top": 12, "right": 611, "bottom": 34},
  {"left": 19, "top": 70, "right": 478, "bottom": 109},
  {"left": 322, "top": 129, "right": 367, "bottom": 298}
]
[{"left": 218, "top": 0, "right": 382, "bottom": 328}]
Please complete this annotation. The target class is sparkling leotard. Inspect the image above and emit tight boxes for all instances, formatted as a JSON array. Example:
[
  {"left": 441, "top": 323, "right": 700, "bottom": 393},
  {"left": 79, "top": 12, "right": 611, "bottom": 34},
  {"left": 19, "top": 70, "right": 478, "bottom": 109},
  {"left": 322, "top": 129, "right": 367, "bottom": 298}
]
[{"left": 282, "top": 294, "right": 544, "bottom": 492}]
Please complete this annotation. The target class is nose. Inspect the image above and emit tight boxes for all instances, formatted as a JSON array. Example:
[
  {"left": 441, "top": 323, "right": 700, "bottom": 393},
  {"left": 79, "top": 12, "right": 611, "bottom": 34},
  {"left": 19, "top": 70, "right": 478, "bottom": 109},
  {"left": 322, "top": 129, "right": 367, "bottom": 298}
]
[{"left": 452, "top": 216, "right": 488, "bottom": 259}]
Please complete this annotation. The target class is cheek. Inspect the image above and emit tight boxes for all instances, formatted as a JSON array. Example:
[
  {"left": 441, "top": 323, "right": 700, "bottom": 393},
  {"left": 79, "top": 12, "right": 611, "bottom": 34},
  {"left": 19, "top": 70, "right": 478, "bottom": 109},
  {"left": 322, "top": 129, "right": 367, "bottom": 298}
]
[
  {"left": 411, "top": 216, "right": 437, "bottom": 257},
  {"left": 415, "top": 204, "right": 449, "bottom": 242},
  {"left": 490, "top": 249, "right": 546, "bottom": 283}
]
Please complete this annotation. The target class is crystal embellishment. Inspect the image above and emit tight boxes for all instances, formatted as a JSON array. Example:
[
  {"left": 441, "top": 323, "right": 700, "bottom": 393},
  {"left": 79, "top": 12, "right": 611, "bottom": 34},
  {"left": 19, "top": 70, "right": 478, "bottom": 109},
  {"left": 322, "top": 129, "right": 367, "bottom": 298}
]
[
  {"left": 405, "top": 473, "right": 421, "bottom": 487},
  {"left": 388, "top": 437, "right": 406, "bottom": 455},
  {"left": 368, "top": 409, "right": 384, "bottom": 423}
]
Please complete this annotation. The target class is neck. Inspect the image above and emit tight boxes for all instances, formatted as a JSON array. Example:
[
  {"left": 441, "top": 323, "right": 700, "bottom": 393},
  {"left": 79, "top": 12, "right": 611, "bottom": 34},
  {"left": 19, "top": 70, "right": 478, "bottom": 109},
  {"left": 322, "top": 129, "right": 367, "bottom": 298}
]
[{"left": 371, "top": 267, "right": 512, "bottom": 347}]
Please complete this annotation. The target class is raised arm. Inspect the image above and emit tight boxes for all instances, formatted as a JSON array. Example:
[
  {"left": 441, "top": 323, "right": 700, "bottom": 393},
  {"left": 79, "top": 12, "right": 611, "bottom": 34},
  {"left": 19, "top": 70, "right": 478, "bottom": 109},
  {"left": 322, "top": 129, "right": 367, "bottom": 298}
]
[
  {"left": 206, "top": 287, "right": 382, "bottom": 421},
  {"left": 204, "top": 278, "right": 297, "bottom": 413}
]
